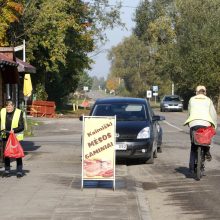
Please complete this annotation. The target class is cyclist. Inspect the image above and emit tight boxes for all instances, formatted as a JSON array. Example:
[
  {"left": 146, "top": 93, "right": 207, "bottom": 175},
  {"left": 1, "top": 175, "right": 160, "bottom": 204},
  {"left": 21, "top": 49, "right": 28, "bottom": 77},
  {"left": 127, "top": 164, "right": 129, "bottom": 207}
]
[{"left": 184, "top": 85, "right": 217, "bottom": 173}]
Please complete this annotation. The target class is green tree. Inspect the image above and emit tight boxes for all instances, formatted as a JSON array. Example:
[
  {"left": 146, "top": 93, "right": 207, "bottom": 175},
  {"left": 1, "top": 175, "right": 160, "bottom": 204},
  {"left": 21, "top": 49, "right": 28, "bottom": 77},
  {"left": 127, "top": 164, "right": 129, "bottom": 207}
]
[
  {"left": 34, "top": 83, "right": 48, "bottom": 101},
  {"left": 106, "top": 77, "right": 120, "bottom": 92},
  {"left": 0, "top": 0, "right": 23, "bottom": 45},
  {"left": 132, "top": 0, "right": 176, "bottom": 98},
  {"left": 122, "top": 0, "right": 220, "bottom": 110},
  {"left": 77, "top": 71, "right": 93, "bottom": 92},
  {"left": 168, "top": 0, "right": 220, "bottom": 109},
  {"left": 133, "top": 0, "right": 152, "bottom": 43},
  {"left": 91, "top": 76, "right": 106, "bottom": 90},
  {"left": 134, "top": 0, "right": 175, "bottom": 44},
  {"left": 87, "top": 0, "right": 123, "bottom": 44},
  {"left": 108, "top": 35, "right": 162, "bottom": 97},
  {"left": 6, "top": 0, "right": 122, "bottom": 107}
]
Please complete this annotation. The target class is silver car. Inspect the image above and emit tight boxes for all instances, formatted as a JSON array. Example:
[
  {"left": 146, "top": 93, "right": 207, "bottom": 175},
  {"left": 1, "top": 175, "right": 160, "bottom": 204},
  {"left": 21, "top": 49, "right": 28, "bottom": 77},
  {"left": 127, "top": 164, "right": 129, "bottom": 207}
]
[{"left": 160, "top": 95, "right": 183, "bottom": 112}]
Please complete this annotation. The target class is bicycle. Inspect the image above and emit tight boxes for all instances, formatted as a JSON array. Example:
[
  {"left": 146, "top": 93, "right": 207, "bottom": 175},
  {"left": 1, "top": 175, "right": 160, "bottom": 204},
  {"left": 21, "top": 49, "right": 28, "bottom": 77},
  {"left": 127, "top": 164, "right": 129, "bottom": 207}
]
[
  {"left": 193, "top": 144, "right": 207, "bottom": 180},
  {"left": 192, "top": 126, "right": 216, "bottom": 181}
]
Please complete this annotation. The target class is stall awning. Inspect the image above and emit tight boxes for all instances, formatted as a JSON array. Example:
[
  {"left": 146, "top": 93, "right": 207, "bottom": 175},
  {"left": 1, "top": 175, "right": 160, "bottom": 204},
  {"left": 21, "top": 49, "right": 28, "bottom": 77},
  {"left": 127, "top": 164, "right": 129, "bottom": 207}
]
[
  {"left": 0, "top": 53, "right": 19, "bottom": 83},
  {"left": 16, "top": 58, "right": 36, "bottom": 73},
  {"left": 0, "top": 53, "right": 18, "bottom": 67}
]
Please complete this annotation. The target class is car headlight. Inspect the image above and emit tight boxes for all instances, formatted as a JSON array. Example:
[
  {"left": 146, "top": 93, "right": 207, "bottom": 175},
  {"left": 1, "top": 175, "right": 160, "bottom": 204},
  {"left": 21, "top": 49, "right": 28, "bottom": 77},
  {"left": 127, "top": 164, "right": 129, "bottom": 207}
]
[
  {"left": 137, "top": 127, "right": 150, "bottom": 139},
  {"left": 179, "top": 104, "right": 183, "bottom": 107},
  {"left": 164, "top": 104, "right": 169, "bottom": 107}
]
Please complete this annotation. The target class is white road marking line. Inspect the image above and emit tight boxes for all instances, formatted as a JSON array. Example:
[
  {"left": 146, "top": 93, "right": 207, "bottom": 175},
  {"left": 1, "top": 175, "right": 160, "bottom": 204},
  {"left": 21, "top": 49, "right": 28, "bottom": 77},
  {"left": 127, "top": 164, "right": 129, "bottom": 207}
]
[{"left": 163, "top": 121, "right": 184, "bottom": 131}]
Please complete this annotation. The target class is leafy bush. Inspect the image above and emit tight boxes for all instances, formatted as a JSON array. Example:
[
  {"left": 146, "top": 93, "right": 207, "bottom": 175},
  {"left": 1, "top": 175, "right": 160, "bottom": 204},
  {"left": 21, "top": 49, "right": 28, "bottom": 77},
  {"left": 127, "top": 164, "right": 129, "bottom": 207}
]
[{"left": 34, "top": 83, "right": 48, "bottom": 101}]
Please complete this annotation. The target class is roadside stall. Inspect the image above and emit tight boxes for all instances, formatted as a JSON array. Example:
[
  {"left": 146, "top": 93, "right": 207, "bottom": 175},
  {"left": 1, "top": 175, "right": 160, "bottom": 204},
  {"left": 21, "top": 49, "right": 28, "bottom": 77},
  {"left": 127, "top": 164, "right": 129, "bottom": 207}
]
[{"left": 0, "top": 52, "right": 19, "bottom": 166}]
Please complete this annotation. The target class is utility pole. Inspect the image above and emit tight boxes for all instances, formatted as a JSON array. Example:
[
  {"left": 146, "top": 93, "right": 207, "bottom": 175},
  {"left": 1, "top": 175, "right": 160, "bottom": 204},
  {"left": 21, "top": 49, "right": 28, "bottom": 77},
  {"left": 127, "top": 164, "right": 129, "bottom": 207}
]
[
  {"left": 15, "top": 40, "right": 28, "bottom": 129},
  {"left": 23, "top": 39, "right": 26, "bottom": 62},
  {"left": 172, "top": 82, "right": 174, "bottom": 95}
]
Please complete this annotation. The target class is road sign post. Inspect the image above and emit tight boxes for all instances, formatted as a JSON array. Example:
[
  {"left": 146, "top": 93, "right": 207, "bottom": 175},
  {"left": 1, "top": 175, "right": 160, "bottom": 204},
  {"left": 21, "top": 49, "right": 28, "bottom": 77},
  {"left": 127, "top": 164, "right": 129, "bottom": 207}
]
[
  {"left": 153, "top": 92, "right": 158, "bottom": 104},
  {"left": 146, "top": 90, "right": 152, "bottom": 102},
  {"left": 152, "top": 86, "right": 159, "bottom": 104}
]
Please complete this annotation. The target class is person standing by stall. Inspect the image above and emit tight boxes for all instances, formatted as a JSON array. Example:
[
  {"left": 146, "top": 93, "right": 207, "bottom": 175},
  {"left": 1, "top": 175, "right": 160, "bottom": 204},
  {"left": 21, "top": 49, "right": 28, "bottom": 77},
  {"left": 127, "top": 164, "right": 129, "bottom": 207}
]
[{"left": 1, "top": 99, "right": 24, "bottom": 178}]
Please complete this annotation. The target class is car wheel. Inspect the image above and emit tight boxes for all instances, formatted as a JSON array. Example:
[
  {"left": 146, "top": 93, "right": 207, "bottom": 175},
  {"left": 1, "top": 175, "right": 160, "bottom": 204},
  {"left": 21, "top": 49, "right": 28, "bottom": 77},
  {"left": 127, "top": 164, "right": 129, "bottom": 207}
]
[
  {"left": 153, "top": 147, "right": 158, "bottom": 158},
  {"left": 145, "top": 143, "right": 156, "bottom": 164},
  {"left": 157, "top": 147, "right": 162, "bottom": 153},
  {"left": 145, "top": 150, "right": 154, "bottom": 164},
  {"left": 160, "top": 108, "right": 163, "bottom": 112}
]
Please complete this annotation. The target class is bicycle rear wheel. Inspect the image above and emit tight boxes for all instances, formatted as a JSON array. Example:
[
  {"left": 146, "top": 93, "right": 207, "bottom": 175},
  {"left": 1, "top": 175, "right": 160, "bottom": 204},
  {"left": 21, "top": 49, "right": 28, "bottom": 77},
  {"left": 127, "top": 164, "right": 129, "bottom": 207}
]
[{"left": 196, "top": 146, "right": 202, "bottom": 180}]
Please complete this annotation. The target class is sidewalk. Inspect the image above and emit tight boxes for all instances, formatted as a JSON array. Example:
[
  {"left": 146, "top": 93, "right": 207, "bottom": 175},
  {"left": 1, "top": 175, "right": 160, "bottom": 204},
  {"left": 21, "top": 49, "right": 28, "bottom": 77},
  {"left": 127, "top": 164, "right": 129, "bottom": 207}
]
[{"left": 0, "top": 118, "right": 151, "bottom": 220}]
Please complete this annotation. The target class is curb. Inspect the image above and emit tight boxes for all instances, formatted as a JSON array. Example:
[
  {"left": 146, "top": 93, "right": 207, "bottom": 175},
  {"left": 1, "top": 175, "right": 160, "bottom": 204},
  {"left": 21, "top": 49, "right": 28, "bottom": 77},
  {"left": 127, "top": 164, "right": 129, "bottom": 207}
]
[{"left": 136, "top": 182, "right": 152, "bottom": 220}]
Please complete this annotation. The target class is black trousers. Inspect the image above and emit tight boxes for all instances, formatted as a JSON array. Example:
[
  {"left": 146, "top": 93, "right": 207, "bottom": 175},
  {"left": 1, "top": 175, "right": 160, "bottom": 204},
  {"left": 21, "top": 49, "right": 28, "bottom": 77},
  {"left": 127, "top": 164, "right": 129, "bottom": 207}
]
[{"left": 4, "top": 157, "right": 23, "bottom": 171}]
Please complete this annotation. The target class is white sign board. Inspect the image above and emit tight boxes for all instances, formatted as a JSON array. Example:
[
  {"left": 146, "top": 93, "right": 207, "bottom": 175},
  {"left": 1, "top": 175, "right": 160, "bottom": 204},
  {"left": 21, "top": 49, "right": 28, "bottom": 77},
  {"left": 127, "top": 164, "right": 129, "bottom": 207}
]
[
  {"left": 83, "top": 86, "right": 89, "bottom": 91},
  {"left": 14, "top": 45, "right": 24, "bottom": 52},
  {"left": 146, "top": 90, "right": 152, "bottom": 98},
  {"left": 153, "top": 92, "right": 158, "bottom": 96},
  {"left": 152, "top": 86, "right": 158, "bottom": 92},
  {"left": 81, "top": 116, "right": 116, "bottom": 190}
]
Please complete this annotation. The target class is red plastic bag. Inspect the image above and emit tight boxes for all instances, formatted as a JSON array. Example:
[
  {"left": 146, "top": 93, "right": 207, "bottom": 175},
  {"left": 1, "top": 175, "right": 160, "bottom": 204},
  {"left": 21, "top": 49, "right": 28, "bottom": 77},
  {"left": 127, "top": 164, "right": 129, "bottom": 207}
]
[
  {"left": 4, "top": 132, "right": 24, "bottom": 158},
  {"left": 194, "top": 126, "right": 216, "bottom": 145}
]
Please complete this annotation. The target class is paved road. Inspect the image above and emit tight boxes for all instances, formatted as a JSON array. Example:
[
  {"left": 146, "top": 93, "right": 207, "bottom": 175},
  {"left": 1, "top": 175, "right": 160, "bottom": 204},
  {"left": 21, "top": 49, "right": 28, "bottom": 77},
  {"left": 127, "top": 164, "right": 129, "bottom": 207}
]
[
  {"left": 82, "top": 90, "right": 220, "bottom": 219},
  {"left": 140, "top": 110, "right": 220, "bottom": 220},
  {"left": 1, "top": 111, "right": 220, "bottom": 220},
  {"left": 0, "top": 117, "right": 151, "bottom": 220}
]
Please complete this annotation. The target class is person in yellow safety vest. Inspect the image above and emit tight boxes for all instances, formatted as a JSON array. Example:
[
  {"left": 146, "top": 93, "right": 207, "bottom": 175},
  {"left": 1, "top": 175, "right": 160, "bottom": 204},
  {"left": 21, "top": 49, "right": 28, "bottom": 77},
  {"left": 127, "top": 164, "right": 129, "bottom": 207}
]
[
  {"left": 1, "top": 99, "right": 24, "bottom": 178},
  {"left": 184, "top": 85, "right": 217, "bottom": 173}
]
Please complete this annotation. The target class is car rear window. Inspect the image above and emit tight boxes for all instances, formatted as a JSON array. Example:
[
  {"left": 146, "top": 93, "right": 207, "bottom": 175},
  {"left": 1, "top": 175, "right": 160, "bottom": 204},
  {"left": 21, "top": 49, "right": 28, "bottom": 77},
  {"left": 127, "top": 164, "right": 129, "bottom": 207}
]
[
  {"left": 92, "top": 103, "right": 147, "bottom": 121},
  {"left": 164, "top": 96, "right": 180, "bottom": 101}
]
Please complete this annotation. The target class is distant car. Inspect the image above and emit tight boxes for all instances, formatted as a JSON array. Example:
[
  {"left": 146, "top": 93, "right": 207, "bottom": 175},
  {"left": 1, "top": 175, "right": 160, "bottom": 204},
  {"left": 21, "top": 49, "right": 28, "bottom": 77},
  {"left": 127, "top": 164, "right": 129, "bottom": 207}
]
[
  {"left": 88, "top": 97, "right": 165, "bottom": 164},
  {"left": 160, "top": 95, "right": 183, "bottom": 112}
]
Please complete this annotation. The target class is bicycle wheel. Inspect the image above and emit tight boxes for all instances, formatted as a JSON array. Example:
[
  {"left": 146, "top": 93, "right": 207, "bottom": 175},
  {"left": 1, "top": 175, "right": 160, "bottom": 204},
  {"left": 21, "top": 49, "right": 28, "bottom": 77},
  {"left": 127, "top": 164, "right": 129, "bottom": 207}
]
[{"left": 196, "top": 146, "right": 202, "bottom": 180}]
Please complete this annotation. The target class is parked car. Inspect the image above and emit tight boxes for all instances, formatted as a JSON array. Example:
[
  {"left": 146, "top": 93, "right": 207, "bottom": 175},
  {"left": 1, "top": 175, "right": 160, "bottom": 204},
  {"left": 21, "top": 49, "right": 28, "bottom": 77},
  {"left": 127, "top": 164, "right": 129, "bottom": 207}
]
[
  {"left": 86, "top": 97, "right": 165, "bottom": 164},
  {"left": 160, "top": 95, "right": 183, "bottom": 112}
]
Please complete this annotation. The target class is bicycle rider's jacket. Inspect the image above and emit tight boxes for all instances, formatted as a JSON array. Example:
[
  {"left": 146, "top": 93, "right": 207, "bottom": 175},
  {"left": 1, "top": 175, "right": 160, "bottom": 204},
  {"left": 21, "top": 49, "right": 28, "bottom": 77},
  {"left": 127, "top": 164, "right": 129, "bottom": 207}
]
[
  {"left": 0, "top": 108, "right": 24, "bottom": 141},
  {"left": 184, "top": 94, "right": 217, "bottom": 129}
]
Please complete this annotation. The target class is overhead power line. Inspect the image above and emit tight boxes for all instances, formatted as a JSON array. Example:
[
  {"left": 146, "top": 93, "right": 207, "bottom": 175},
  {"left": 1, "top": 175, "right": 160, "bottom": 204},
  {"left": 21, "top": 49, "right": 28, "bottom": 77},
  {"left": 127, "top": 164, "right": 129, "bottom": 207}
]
[
  {"left": 86, "top": 2, "right": 139, "bottom": 9},
  {"left": 106, "top": 4, "right": 138, "bottom": 9}
]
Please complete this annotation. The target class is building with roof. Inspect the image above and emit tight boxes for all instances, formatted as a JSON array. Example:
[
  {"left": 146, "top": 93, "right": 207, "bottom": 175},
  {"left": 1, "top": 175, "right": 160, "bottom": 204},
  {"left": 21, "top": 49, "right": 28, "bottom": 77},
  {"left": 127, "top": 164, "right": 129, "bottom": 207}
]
[{"left": 0, "top": 47, "right": 36, "bottom": 107}]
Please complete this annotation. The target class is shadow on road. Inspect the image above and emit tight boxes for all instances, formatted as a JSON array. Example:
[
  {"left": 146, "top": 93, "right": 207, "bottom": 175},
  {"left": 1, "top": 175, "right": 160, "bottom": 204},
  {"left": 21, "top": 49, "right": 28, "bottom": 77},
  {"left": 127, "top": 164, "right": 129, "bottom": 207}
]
[
  {"left": 83, "top": 180, "right": 114, "bottom": 189},
  {"left": 21, "top": 141, "right": 41, "bottom": 152},
  {"left": 175, "top": 166, "right": 194, "bottom": 179},
  {"left": 116, "top": 158, "right": 144, "bottom": 166},
  {"left": 0, "top": 169, "right": 30, "bottom": 177}
]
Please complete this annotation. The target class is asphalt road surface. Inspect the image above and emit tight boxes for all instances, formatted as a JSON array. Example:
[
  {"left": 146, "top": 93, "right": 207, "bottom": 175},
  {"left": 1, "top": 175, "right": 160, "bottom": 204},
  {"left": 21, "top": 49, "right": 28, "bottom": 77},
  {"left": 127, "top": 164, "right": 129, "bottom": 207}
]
[
  {"left": 136, "top": 110, "right": 220, "bottom": 220},
  {"left": 86, "top": 89, "right": 220, "bottom": 219},
  {"left": 1, "top": 109, "right": 220, "bottom": 220}
]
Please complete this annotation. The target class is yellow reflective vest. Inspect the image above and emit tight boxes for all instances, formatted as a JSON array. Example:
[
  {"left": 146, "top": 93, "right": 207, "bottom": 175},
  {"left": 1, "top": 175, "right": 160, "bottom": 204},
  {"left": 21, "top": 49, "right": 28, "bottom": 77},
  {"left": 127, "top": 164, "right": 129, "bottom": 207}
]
[
  {"left": 184, "top": 94, "right": 217, "bottom": 129},
  {"left": 0, "top": 108, "right": 24, "bottom": 141}
]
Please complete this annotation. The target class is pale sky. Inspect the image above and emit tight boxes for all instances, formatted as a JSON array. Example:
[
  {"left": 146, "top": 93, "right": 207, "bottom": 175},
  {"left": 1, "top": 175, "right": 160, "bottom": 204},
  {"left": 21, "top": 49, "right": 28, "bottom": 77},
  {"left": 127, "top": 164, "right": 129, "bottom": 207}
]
[{"left": 88, "top": 0, "right": 141, "bottom": 79}]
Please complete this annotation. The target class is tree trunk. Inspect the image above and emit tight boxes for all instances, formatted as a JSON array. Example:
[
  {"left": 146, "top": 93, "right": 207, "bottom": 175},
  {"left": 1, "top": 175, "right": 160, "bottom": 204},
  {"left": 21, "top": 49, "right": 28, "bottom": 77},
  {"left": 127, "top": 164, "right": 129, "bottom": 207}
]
[{"left": 216, "top": 94, "right": 220, "bottom": 114}]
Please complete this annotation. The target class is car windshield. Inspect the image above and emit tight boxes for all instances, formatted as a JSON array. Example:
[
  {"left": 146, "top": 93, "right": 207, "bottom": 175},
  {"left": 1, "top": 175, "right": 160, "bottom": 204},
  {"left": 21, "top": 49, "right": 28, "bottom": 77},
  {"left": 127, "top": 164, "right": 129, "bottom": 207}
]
[
  {"left": 164, "top": 96, "right": 180, "bottom": 102},
  {"left": 92, "top": 103, "right": 147, "bottom": 121}
]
